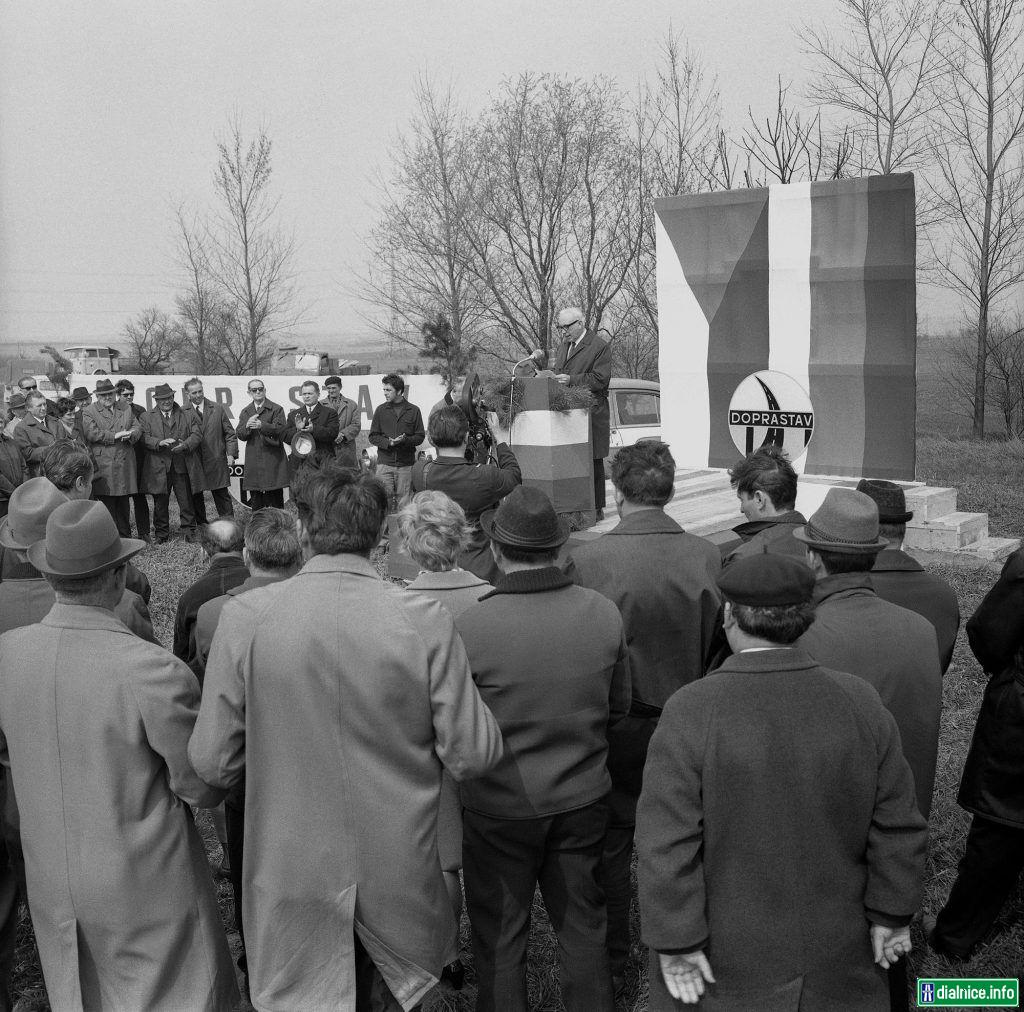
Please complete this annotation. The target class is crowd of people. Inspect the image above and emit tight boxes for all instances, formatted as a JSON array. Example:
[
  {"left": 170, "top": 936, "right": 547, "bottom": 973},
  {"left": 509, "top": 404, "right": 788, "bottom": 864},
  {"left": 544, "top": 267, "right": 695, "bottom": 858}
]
[{"left": 0, "top": 347, "right": 1022, "bottom": 1012}]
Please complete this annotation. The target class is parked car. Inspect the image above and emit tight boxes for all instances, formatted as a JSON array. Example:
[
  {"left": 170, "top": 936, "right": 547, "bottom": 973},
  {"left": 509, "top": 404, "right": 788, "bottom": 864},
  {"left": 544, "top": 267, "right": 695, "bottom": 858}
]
[{"left": 607, "top": 377, "right": 660, "bottom": 459}]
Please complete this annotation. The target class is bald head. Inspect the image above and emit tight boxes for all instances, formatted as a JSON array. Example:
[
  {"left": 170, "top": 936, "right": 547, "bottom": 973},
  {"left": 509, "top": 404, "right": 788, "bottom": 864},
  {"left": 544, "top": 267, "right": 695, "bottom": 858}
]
[{"left": 200, "top": 518, "right": 245, "bottom": 557}]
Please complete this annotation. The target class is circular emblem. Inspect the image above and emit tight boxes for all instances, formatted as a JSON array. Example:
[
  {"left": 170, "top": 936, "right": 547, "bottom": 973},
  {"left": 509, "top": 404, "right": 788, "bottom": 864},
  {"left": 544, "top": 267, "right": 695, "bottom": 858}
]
[{"left": 728, "top": 371, "right": 814, "bottom": 461}]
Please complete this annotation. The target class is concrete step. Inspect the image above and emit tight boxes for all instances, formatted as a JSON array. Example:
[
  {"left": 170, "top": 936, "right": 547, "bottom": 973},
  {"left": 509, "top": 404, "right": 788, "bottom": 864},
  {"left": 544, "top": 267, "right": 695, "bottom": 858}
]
[
  {"left": 906, "top": 512, "right": 988, "bottom": 551},
  {"left": 906, "top": 486, "right": 958, "bottom": 521}
]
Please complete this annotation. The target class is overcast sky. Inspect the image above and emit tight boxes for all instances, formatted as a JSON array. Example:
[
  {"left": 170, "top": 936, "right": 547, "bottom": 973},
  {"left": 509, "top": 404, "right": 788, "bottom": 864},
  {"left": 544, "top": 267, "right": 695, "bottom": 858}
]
[{"left": 0, "top": 0, "right": 959, "bottom": 354}]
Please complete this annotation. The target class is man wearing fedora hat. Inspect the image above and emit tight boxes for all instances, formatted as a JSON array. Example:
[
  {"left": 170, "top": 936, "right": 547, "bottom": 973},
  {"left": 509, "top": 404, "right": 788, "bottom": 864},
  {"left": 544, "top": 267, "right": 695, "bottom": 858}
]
[
  {"left": 81, "top": 377, "right": 141, "bottom": 537},
  {"left": 0, "top": 499, "right": 238, "bottom": 1010},
  {"left": 140, "top": 383, "right": 204, "bottom": 543},
  {"left": 856, "top": 478, "right": 960, "bottom": 674},
  {"left": 636, "top": 552, "right": 926, "bottom": 1010},
  {"left": 455, "top": 485, "right": 631, "bottom": 1012},
  {"left": 3, "top": 392, "right": 27, "bottom": 439}
]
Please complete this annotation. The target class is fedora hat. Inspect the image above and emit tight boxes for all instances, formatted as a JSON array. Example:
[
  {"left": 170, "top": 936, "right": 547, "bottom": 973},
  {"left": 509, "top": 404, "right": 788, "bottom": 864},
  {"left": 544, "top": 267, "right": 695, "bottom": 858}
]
[
  {"left": 290, "top": 431, "right": 316, "bottom": 459},
  {"left": 8, "top": 392, "right": 26, "bottom": 410},
  {"left": 479, "top": 485, "right": 569, "bottom": 551},
  {"left": 0, "top": 478, "right": 68, "bottom": 550},
  {"left": 793, "top": 487, "right": 888, "bottom": 555},
  {"left": 28, "top": 499, "right": 145, "bottom": 578},
  {"left": 855, "top": 478, "right": 913, "bottom": 523},
  {"left": 72, "top": 386, "right": 90, "bottom": 402},
  {"left": 153, "top": 383, "right": 175, "bottom": 401},
  {"left": 94, "top": 378, "right": 116, "bottom": 395}
]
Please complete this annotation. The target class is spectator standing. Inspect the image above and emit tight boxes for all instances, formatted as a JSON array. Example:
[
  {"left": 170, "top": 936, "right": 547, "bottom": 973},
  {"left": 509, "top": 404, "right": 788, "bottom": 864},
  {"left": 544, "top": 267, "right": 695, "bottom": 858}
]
[
  {"left": 115, "top": 380, "right": 152, "bottom": 542},
  {"left": 455, "top": 485, "right": 630, "bottom": 1012},
  {"left": 282, "top": 380, "right": 339, "bottom": 486},
  {"left": 369, "top": 373, "right": 424, "bottom": 512},
  {"left": 236, "top": 378, "right": 289, "bottom": 510},
  {"left": 54, "top": 396, "right": 89, "bottom": 453},
  {"left": 13, "top": 391, "right": 64, "bottom": 477},
  {"left": 323, "top": 375, "right": 361, "bottom": 466},
  {"left": 3, "top": 394, "right": 26, "bottom": 439},
  {"left": 184, "top": 377, "right": 238, "bottom": 523},
  {"left": 191, "top": 470, "right": 502, "bottom": 1011},
  {"left": 0, "top": 428, "right": 25, "bottom": 520}
]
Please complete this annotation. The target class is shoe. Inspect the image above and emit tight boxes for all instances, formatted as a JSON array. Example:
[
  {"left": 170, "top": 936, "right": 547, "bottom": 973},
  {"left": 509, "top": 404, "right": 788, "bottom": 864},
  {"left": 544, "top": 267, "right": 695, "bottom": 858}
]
[
  {"left": 440, "top": 959, "right": 465, "bottom": 991},
  {"left": 927, "top": 927, "right": 970, "bottom": 961}
]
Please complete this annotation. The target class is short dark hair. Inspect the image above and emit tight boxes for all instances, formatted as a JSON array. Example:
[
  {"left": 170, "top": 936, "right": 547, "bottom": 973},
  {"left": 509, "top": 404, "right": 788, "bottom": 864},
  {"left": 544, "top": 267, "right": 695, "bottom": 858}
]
[
  {"left": 815, "top": 548, "right": 877, "bottom": 575},
  {"left": 879, "top": 521, "right": 906, "bottom": 544},
  {"left": 42, "top": 443, "right": 94, "bottom": 491},
  {"left": 296, "top": 470, "right": 387, "bottom": 557},
  {"left": 245, "top": 508, "right": 302, "bottom": 571},
  {"left": 325, "top": 376, "right": 342, "bottom": 387},
  {"left": 732, "top": 601, "right": 816, "bottom": 643},
  {"left": 382, "top": 373, "right": 405, "bottom": 393},
  {"left": 116, "top": 379, "right": 134, "bottom": 393},
  {"left": 728, "top": 445, "right": 798, "bottom": 510},
  {"left": 55, "top": 397, "right": 76, "bottom": 416},
  {"left": 300, "top": 380, "right": 320, "bottom": 395},
  {"left": 494, "top": 542, "right": 560, "bottom": 566},
  {"left": 428, "top": 405, "right": 470, "bottom": 448},
  {"left": 611, "top": 441, "right": 675, "bottom": 506},
  {"left": 201, "top": 518, "right": 245, "bottom": 555}
]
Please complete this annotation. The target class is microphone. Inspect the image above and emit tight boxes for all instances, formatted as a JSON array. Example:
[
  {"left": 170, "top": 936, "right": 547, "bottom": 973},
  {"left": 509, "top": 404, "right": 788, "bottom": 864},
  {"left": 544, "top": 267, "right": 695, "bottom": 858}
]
[{"left": 512, "top": 349, "right": 545, "bottom": 374}]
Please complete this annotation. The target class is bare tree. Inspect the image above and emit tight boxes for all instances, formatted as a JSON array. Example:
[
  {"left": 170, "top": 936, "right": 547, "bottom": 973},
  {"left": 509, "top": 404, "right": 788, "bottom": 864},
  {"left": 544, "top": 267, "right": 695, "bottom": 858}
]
[
  {"left": 122, "top": 307, "right": 183, "bottom": 373},
  {"left": 802, "top": 0, "right": 944, "bottom": 174},
  {"left": 206, "top": 117, "right": 301, "bottom": 372},
  {"left": 928, "top": 0, "right": 1024, "bottom": 437},
  {"left": 174, "top": 208, "right": 225, "bottom": 373}
]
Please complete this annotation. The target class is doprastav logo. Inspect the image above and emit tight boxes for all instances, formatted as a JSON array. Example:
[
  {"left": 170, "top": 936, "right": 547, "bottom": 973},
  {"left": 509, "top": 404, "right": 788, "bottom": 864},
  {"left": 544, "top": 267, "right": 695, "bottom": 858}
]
[{"left": 728, "top": 370, "right": 814, "bottom": 461}]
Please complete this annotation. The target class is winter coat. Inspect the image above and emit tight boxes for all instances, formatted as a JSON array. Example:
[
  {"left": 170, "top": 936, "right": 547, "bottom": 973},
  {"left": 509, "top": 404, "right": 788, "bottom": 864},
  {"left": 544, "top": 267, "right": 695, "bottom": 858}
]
[
  {"left": 190, "top": 553, "right": 503, "bottom": 1011},
  {"left": 13, "top": 413, "right": 67, "bottom": 477},
  {"left": 190, "top": 399, "right": 238, "bottom": 492},
  {"left": 324, "top": 393, "right": 362, "bottom": 466},
  {"left": 81, "top": 402, "right": 141, "bottom": 496},
  {"left": 140, "top": 404, "right": 205, "bottom": 495},
  {"left": 724, "top": 510, "right": 808, "bottom": 566},
  {"left": 0, "top": 604, "right": 238, "bottom": 1011},
  {"left": 236, "top": 399, "right": 289, "bottom": 492},
  {"left": 0, "top": 435, "right": 25, "bottom": 507},
  {"left": 552, "top": 330, "right": 612, "bottom": 457}
]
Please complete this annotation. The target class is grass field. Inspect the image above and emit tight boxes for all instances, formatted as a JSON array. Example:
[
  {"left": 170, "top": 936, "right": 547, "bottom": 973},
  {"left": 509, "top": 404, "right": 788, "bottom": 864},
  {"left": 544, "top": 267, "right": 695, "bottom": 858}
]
[{"left": 10, "top": 352, "right": 1024, "bottom": 1010}]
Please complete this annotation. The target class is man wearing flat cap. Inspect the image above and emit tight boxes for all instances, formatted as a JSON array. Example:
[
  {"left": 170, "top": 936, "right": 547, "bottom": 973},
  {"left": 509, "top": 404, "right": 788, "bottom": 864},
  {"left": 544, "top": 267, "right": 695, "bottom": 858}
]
[
  {"left": 455, "top": 484, "right": 631, "bottom": 1011},
  {"left": 0, "top": 500, "right": 238, "bottom": 1010},
  {"left": 794, "top": 487, "right": 943, "bottom": 823},
  {"left": 857, "top": 478, "right": 960, "bottom": 674},
  {"left": 636, "top": 552, "right": 927, "bottom": 1010}
]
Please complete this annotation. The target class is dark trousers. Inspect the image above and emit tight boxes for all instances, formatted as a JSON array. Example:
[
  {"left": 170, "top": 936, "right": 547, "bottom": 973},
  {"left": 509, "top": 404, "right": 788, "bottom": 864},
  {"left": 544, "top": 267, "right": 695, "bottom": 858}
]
[
  {"left": 0, "top": 777, "right": 24, "bottom": 1012},
  {"left": 98, "top": 495, "right": 131, "bottom": 537},
  {"left": 463, "top": 800, "right": 614, "bottom": 1012},
  {"left": 933, "top": 815, "right": 1024, "bottom": 956},
  {"left": 593, "top": 458, "right": 606, "bottom": 510},
  {"left": 225, "top": 800, "right": 246, "bottom": 971},
  {"left": 153, "top": 470, "right": 196, "bottom": 540},
  {"left": 193, "top": 487, "right": 234, "bottom": 525},
  {"left": 248, "top": 489, "right": 284, "bottom": 510},
  {"left": 129, "top": 492, "right": 151, "bottom": 538},
  {"left": 354, "top": 932, "right": 414, "bottom": 1011}
]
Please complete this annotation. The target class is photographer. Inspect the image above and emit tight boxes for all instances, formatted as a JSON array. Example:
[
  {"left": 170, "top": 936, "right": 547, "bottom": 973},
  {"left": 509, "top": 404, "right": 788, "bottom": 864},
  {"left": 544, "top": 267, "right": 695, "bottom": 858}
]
[{"left": 412, "top": 404, "right": 521, "bottom": 582}]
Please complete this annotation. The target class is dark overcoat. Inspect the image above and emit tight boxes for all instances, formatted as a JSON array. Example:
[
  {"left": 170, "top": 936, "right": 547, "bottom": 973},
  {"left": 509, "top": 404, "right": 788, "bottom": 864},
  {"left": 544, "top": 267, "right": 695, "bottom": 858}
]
[
  {"left": 0, "top": 435, "right": 25, "bottom": 508},
  {"left": 636, "top": 648, "right": 926, "bottom": 1011},
  {"left": 191, "top": 399, "right": 238, "bottom": 492},
  {"left": 723, "top": 511, "right": 807, "bottom": 566},
  {"left": 796, "top": 573, "right": 942, "bottom": 818},
  {"left": 13, "top": 414, "right": 66, "bottom": 477},
  {"left": 959, "top": 548, "right": 1024, "bottom": 827},
  {"left": 282, "top": 402, "right": 339, "bottom": 479},
  {"left": 236, "top": 400, "right": 289, "bottom": 492},
  {"left": 140, "top": 404, "right": 204, "bottom": 495},
  {"left": 553, "top": 330, "right": 612, "bottom": 457},
  {"left": 81, "top": 402, "right": 141, "bottom": 496}
]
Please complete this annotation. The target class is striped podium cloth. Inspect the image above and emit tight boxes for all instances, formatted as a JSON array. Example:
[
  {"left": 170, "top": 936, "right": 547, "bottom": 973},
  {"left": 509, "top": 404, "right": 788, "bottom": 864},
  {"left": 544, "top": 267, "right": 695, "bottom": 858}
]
[
  {"left": 656, "top": 173, "right": 917, "bottom": 479},
  {"left": 494, "top": 378, "right": 596, "bottom": 514}
]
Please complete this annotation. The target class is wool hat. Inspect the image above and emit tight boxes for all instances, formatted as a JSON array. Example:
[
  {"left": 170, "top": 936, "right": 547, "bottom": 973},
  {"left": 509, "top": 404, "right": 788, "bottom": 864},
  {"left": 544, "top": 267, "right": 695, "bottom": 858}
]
[
  {"left": 94, "top": 378, "right": 116, "bottom": 395},
  {"left": 717, "top": 551, "right": 815, "bottom": 607},
  {"left": 793, "top": 487, "right": 888, "bottom": 555},
  {"left": 0, "top": 478, "right": 68, "bottom": 550},
  {"left": 855, "top": 478, "right": 913, "bottom": 523},
  {"left": 479, "top": 485, "right": 569, "bottom": 551},
  {"left": 72, "top": 386, "right": 90, "bottom": 402},
  {"left": 153, "top": 383, "right": 175, "bottom": 400},
  {"left": 324, "top": 376, "right": 342, "bottom": 387},
  {"left": 8, "top": 392, "right": 26, "bottom": 410},
  {"left": 28, "top": 499, "right": 145, "bottom": 578}
]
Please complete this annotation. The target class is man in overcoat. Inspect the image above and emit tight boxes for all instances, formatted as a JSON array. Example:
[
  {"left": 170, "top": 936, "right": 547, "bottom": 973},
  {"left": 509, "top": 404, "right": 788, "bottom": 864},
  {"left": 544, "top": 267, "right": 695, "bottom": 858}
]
[
  {"left": 185, "top": 377, "right": 238, "bottom": 523},
  {"left": 455, "top": 485, "right": 631, "bottom": 1012},
  {"left": 13, "top": 391, "right": 65, "bottom": 477},
  {"left": 323, "top": 374, "right": 362, "bottom": 466},
  {"left": 236, "top": 378, "right": 289, "bottom": 509},
  {"left": 636, "top": 552, "right": 926, "bottom": 1010},
  {"left": 564, "top": 440, "right": 722, "bottom": 987},
  {"left": 282, "top": 379, "right": 340, "bottom": 485},
  {"left": 930, "top": 546, "right": 1024, "bottom": 959},
  {"left": 140, "top": 383, "right": 204, "bottom": 543},
  {"left": 190, "top": 469, "right": 503, "bottom": 1011},
  {"left": 0, "top": 427, "right": 25, "bottom": 520},
  {"left": 116, "top": 379, "right": 152, "bottom": 541},
  {"left": 0, "top": 499, "right": 238, "bottom": 1011},
  {"left": 856, "top": 478, "right": 960, "bottom": 674},
  {"left": 82, "top": 378, "right": 141, "bottom": 537},
  {"left": 553, "top": 307, "right": 612, "bottom": 519}
]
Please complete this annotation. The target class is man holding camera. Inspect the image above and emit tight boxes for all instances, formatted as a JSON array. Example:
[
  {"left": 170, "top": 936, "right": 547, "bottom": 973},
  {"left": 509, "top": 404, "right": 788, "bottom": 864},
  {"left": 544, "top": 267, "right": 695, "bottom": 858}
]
[{"left": 411, "top": 404, "right": 522, "bottom": 582}]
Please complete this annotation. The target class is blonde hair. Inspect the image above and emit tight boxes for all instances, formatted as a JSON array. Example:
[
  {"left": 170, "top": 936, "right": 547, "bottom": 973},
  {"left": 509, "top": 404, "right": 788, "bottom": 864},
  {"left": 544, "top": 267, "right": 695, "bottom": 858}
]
[{"left": 397, "top": 491, "right": 473, "bottom": 572}]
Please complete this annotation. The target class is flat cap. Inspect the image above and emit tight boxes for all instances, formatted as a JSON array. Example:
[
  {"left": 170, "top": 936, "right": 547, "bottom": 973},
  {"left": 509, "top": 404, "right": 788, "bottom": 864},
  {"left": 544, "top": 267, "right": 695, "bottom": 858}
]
[{"left": 717, "top": 551, "right": 815, "bottom": 607}]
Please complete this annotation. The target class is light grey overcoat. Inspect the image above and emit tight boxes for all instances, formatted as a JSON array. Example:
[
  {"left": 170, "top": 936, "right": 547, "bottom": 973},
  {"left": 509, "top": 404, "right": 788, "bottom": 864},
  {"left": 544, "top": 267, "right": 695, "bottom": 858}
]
[{"left": 81, "top": 401, "right": 141, "bottom": 496}]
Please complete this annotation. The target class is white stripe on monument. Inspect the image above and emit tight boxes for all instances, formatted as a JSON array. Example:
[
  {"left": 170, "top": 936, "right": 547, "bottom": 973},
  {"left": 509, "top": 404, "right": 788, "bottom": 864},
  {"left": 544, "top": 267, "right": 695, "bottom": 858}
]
[
  {"left": 655, "top": 213, "right": 710, "bottom": 467},
  {"left": 767, "top": 181, "right": 813, "bottom": 475}
]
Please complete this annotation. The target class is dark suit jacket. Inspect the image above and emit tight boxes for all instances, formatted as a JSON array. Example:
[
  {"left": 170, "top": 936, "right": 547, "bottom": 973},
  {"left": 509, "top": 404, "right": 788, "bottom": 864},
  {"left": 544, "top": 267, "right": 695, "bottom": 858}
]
[
  {"left": 553, "top": 330, "right": 612, "bottom": 457},
  {"left": 173, "top": 554, "right": 250, "bottom": 674},
  {"left": 282, "top": 403, "right": 340, "bottom": 477},
  {"left": 724, "top": 510, "right": 807, "bottom": 566},
  {"left": 140, "top": 405, "right": 204, "bottom": 494},
  {"left": 869, "top": 548, "right": 960, "bottom": 674},
  {"left": 191, "top": 399, "right": 238, "bottom": 492}
]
